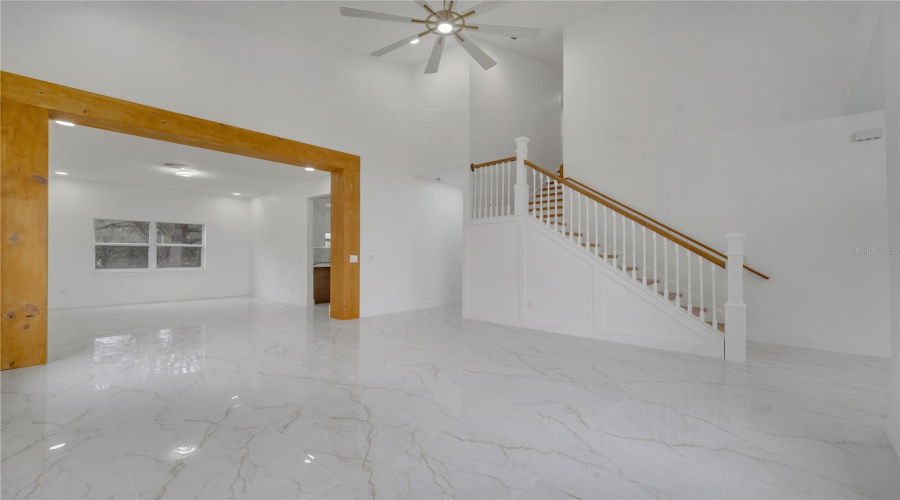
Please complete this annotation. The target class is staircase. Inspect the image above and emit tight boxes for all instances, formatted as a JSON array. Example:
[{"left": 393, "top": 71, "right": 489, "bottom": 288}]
[
  {"left": 529, "top": 179, "right": 727, "bottom": 333},
  {"left": 464, "top": 137, "right": 768, "bottom": 361}
]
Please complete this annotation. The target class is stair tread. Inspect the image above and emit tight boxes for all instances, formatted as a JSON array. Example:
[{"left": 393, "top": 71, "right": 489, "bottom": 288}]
[{"left": 707, "top": 321, "right": 725, "bottom": 333}]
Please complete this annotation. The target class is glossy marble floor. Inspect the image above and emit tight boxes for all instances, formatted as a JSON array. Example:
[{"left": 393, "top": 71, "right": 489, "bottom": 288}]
[{"left": 1, "top": 298, "right": 897, "bottom": 499}]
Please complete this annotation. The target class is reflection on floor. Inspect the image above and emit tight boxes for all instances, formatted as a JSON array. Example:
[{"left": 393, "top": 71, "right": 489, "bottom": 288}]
[{"left": 1, "top": 297, "right": 897, "bottom": 499}]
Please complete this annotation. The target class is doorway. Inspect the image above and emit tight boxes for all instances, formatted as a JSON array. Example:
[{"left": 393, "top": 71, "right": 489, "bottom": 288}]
[
  {"left": 1, "top": 71, "right": 360, "bottom": 370},
  {"left": 310, "top": 194, "right": 332, "bottom": 305}
]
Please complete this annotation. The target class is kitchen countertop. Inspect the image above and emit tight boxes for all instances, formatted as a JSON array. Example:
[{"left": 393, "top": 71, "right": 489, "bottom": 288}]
[{"left": 313, "top": 263, "right": 331, "bottom": 268}]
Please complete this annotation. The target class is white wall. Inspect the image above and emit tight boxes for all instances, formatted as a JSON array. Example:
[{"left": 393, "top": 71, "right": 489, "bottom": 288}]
[
  {"left": 564, "top": 2, "right": 890, "bottom": 357},
  {"left": 49, "top": 178, "right": 250, "bottom": 309},
  {"left": 883, "top": 2, "right": 900, "bottom": 455},
  {"left": 250, "top": 177, "right": 330, "bottom": 306},
  {"left": 469, "top": 42, "right": 563, "bottom": 171},
  {"left": 2, "top": 1, "right": 464, "bottom": 318}
]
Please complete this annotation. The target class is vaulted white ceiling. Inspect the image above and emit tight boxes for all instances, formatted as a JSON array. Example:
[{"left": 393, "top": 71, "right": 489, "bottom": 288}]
[
  {"left": 50, "top": 124, "right": 328, "bottom": 198},
  {"left": 162, "top": 1, "right": 613, "bottom": 75}
]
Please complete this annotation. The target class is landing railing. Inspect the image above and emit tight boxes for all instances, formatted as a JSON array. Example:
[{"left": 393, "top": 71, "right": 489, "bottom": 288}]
[{"left": 469, "top": 137, "right": 766, "bottom": 362}]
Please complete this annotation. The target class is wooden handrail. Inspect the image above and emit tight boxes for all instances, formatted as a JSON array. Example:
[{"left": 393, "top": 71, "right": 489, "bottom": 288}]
[
  {"left": 565, "top": 178, "right": 769, "bottom": 280},
  {"left": 525, "top": 160, "right": 732, "bottom": 269},
  {"left": 471, "top": 156, "right": 516, "bottom": 170}
]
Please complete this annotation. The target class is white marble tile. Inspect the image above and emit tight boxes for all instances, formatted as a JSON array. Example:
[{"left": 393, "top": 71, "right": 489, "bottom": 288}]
[
  {"left": 442, "top": 399, "right": 730, "bottom": 499},
  {"left": 117, "top": 404, "right": 337, "bottom": 499},
  {"left": 1, "top": 297, "right": 896, "bottom": 499},
  {"left": 286, "top": 405, "right": 536, "bottom": 499},
  {"left": 1, "top": 428, "right": 136, "bottom": 499}
]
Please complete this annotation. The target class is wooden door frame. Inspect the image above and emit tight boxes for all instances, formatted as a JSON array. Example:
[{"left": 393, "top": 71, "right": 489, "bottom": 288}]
[{"left": 0, "top": 72, "right": 360, "bottom": 370}]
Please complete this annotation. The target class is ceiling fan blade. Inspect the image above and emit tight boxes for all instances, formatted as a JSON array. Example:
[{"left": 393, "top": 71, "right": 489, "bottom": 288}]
[
  {"left": 413, "top": 0, "right": 436, "bottom": 15},
  {"left": 467, "top": 23, "right": 541, "bottom": 39},
  {"left": 455, "top": 33, "right": 497, "bottom": 70},
  {"left": 339, "top": 7, "right": 420, "bottom": 24},
  {"left": 425, "top": 36, "right": 445, "bottom": 74},
  {"left": 370, "top": 33, "right": 425, "bottom": 57},
  {"left": 460, "top": 1, "right": 514, "bottom": 18}
]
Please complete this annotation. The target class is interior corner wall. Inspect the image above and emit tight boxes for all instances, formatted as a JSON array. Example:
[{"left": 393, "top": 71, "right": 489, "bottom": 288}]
[
  {"left": 883, "top": 1, "right": 900, "bottom": 456},
  {"left": 1, "top": 1, "right": 465, "bottom": 319},
  {"left": 469, "top": 41, "right": 563, "bottom": 171},
  {"left": 249, "top": 177, "right": 330, "bottom": 306},
  {"left": 563, "top": 1, "right": 890, "bottom": 357},
  {"left": 49, "top": 178, "right": 251, "bottom": 309}
]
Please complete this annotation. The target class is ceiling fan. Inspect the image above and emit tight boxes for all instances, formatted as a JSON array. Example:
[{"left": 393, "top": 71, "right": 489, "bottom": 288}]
[{"left": 339, "top": 1, "right": 541, "bottom": 74}]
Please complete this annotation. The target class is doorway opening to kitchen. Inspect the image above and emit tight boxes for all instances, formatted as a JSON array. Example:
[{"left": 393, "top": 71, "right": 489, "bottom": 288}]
[{"left": 309, "top": 194, "right": 332, "bottom": 306}]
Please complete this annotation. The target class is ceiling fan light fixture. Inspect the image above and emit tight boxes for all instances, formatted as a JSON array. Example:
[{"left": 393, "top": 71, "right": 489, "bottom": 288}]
[{"left": 437, "top": 22, "right": 453, "bottom": 33}]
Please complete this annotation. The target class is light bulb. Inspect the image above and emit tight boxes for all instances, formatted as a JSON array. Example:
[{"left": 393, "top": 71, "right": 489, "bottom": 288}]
[
  {"left": 409, "top": 38, "right": 420, "bottom": 45},
  {"left": 437, "top": 22, "right": 453, "bottom": 33},
  {"left": 54, "top": 120, "right": 75, "bottom": 127}
]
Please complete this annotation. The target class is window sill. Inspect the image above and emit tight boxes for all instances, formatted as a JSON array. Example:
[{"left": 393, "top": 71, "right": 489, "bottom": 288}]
[{"left": 92, "top": 268, "right": 207, "bottom": 276}]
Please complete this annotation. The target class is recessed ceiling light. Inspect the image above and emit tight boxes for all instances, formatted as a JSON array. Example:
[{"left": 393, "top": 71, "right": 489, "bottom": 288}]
[
  {"left": 54, "top": 171, "right": 69, "bottom": 175},
  {"left": 54, "top": 120, "right": 75, "bottom": 127},
  {"left": 409, "top": 38, "right": 420, "bottom": 45},
  {"left": 48, "top": 443, "right": 66, "bottom": 451},
  {"left": 437, "top": 22, "right": 453, "bottom": 33},
  {"left": 233, "top": 193, "right": 241, "bottom": 196},
  {"left": 305, "top": 167, "right": 315, "bottom": 172},
  {"left": 174, "top": 168, "right": 197, "bottom": 177}
]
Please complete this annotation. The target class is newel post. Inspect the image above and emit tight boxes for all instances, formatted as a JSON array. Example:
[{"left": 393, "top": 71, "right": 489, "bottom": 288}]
[
  {"left": 724, "top": 232, "right": 747, "bottom": 362},
  {"left": 514, "top": 137, "right": 530, "bottom": 216}
]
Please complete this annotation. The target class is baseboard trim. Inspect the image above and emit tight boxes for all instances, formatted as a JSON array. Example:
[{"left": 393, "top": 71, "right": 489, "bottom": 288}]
[
  {"left": 361, "top": 297, "right": 462, "bottom": 318},
  {"left": 749, "top": 330, "right": 889, "bottom": 358},
  {"left": 463, "top": 310, "right": 722, "bottom": 358}
]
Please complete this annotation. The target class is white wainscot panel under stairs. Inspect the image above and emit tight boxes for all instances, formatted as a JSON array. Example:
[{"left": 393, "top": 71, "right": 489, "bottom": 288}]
[{"left": 464, "top": 216, "right": 725, "bottom": 358}]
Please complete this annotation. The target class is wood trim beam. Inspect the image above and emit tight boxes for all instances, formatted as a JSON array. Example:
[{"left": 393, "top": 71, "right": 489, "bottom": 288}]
[
  {"left": 1, "top": 72, "right": 359, "bottom": 173},
  {"left": 1, "top": 101, "right": 49, "bottom": 369},
  {"left": 330, "top": 168, "right": 360, "bottom": 319},
  {"left": 0, "top": 71, "right": 363, "bottom": 370}
]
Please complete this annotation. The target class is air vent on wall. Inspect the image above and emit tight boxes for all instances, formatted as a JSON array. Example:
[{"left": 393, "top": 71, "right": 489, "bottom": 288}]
[{"left": 853, "top": 128, "right": 883, "bottom": 142}]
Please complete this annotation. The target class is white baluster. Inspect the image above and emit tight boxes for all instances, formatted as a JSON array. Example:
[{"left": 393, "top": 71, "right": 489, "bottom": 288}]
[
  {"left": 493, "top": 164, "right": 498, "bottom": 217},
  {"left": 699, "top": 255, "right": 704, "bottom": 320},
  {"left": 642, "top": 226, "right": 647, "bottom": 286},
  {"left": 631, "top": 220, "right": 637, "bottom": 280},
  {"left": 594, "top": 202, "right": 599, "bottom": 257},
  {"left": 472, "top": 167, "right": 478, "bottom": 219},
  {"left": 652, "top": 232, "right": 658, "bottom": 294},
  {"left": 612, "top": 211, "right": 618, "bottom": 268},
  {"left": 675, "top": 244, "right": 681, "bottom": 307},
  {"left": 531, "top": 167, "right": 536, "bottom": 220},
  {"left": 567, "top": 187, "right": 574, "bottom": 242},
  {"left": 508, "top": 162, "right": 513, "bottom": 216},
  {"left": 481, "top": 168, "right": 486, "bottom": 218},
  {"left": 577, "top": 192, "right": 583, "bottom": 246},
  {"left": 664, "top": 238, "right": 669, "bottom": 300},
  {"left": 501, "top": 163, "right": 507, "bottom": 216},
  {"left": 687, "top": 249, "right": 693, "bottom": 316},
  {"left": 602, "top": 206, "right": 608, "bottom": 262},
  {"left": 711, "top": 262, "right": 718, "bottom": 331},
  {"left": 621, "top": 215, "right": 627, "bottom": 276}
]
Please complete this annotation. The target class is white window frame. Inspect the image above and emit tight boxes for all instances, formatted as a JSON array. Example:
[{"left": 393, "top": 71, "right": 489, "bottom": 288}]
[{"left": 93, "top": 220, "right": 206, "bottom": 274}]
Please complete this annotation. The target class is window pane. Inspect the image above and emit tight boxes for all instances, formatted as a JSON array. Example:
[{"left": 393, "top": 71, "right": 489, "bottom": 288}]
[
  {"left": 94, "top": 219, "right": 150, "bottom": 243},
  {"left": 95, "top": 246, "right": 149, "bottom": 269},
  {"left": 157, "top": 246, "right": 203, "bottom": 268},
  {"left": 157, "top": 223, "right": 203, "bottom": 244}
]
